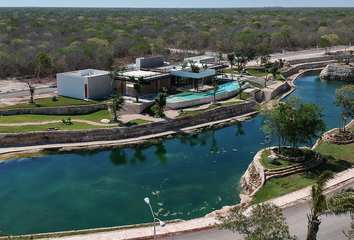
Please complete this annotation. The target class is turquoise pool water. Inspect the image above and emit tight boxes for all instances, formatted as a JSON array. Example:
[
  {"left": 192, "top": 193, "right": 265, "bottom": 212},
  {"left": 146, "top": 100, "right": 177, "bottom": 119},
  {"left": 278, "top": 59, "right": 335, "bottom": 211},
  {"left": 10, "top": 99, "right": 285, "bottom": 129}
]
[
  {"left": 0, "top": 71, "right": 352, "bottom": 236},
  {"left": 167, "top": 81, "right": 241, "bottom": 103}
]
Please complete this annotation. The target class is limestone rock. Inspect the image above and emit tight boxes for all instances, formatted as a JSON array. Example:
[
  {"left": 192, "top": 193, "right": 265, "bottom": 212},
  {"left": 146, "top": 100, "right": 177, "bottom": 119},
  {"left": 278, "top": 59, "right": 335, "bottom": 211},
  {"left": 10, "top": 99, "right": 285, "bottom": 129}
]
[
  {"left": 319, "top": 65, "right": 354, "bottom": 81},
  {"left": 101, "top": 118, "right": 110, "bottom": 124},
  {"left": 51, "top": 95, "right": 57, "bottom": 101},
  {"left": 268, "top": 154, "right": 278, "bottom": 164}
]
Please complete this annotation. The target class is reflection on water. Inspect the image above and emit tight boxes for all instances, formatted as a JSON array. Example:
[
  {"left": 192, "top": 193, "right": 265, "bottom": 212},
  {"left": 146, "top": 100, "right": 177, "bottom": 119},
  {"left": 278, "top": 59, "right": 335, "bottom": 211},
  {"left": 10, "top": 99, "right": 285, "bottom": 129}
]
[{"left": 0, "top": 71, "right": 351, "bottom": 236}]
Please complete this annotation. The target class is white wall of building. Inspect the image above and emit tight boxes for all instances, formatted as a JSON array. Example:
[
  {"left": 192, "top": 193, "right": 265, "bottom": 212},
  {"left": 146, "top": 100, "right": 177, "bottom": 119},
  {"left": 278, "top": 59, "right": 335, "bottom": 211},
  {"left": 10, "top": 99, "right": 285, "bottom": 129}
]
[{"left": 57, "top": 74, "right": 85, "bottom": 99}]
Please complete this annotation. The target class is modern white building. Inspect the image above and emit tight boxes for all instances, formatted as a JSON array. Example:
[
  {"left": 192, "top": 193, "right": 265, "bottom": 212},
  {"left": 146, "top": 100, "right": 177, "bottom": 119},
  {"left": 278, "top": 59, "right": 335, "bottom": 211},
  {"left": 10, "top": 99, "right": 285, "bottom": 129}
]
[{"left": 57, "top": 69, "right": 111, "bottom": 100}]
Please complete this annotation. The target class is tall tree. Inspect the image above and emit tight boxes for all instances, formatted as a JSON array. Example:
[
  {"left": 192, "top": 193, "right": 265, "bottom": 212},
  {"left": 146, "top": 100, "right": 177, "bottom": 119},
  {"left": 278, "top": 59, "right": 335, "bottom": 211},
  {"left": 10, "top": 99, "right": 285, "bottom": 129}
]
[
  {"left": 238, "top": 79, "right": 246, "bottom": 99},
  {"left": 333, "top": 85, "right": 354, "bottom": 132},
  {"left": 227, "top": 53, "right": 235, "bottom": 70},
  {"left": 35, "top": 52, "right": 52, "bottom": 82},
  {"left": 306, "top": 170, "right": 354, "bottom": 240},
  {"left": 218, "top": 203, "right": 297, "bottom": 240},
  {"left": 211, "top": 76, "right": 220, "bottom": 103},
  {"left": 255, "top": 96, "right": 326, "bottom": 155},
  {"left": 154, "top": 88, "right": 168, "bottom": 117},
  {"left": 109, "top": 93, "right": 125, "bottom": 122},
  {"left": 254, "top": 43, "right": 272, "bottom": 66}
]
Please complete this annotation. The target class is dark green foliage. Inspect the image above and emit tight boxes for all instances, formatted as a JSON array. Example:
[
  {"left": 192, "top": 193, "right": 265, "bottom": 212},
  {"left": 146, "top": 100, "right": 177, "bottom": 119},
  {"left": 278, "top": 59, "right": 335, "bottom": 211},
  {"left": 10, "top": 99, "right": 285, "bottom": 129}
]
[
  {"left": 306, "top": 171, "right": 354, "bottom": 240},
  {"left": 154, "top": 88, "right": 168, "bottom": 117},
  {"left": 108, "top": 94, "right": 125, "bottom": 122},
  {"left": 333, "top": 85, "right": 354, "bottom": 132},
  {"left": 218, "top": 203, "right": 298, "bottom": 240},
  {"left": 255, "top": 96, "right": 326, "bottom": 155}
]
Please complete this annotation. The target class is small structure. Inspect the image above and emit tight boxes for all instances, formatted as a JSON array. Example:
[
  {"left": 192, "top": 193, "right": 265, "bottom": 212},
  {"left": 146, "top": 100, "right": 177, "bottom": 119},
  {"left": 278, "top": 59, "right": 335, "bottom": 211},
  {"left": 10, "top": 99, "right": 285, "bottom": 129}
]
[{"left": 57, "top": 69, "right": 111, "bottom": 100}]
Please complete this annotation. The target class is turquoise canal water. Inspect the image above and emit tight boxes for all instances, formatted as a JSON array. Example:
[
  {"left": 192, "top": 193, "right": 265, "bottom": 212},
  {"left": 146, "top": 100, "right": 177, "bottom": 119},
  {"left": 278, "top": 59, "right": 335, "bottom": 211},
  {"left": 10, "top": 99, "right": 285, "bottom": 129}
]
[
  {"left": 0, "top": 71, "right": 352, "bottom": 235},
  {"left": 166, "top": 81, "right": 241, "bottom": 103}
]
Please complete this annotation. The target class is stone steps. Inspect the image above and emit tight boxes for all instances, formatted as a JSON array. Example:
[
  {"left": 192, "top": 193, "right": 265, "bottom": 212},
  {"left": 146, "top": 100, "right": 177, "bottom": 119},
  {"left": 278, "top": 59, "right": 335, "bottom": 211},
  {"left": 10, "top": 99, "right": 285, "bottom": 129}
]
[{"left": 265, "top": 152, "right": 323, "bottom": 180}]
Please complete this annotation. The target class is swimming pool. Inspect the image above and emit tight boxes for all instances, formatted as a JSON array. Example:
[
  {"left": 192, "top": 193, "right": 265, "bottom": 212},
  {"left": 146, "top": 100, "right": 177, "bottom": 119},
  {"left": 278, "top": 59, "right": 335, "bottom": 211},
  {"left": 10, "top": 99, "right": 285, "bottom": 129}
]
[{"left": 166, "top": 81, "right": 242, "bottom": 108}]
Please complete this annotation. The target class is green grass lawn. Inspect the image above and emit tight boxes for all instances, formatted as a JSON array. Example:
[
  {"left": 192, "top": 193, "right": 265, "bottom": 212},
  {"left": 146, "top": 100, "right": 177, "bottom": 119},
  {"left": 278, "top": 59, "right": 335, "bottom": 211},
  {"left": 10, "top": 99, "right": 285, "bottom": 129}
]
[
  {"left": 0, "top": 122, "right": 119, "bottom": 133},
  {"left": 0, "top": 96, "right": 106, "bottom": 110},
  {"left": 0, "top": 110, "right": 112, "bottom": 123},
  {"left": 253, "top": 141, "right": 354, "bottom": 203},
  {"left": 220, "top": 101, "right": 242, "bottom": 106},
  {"left": 235, "top": 92, "right": 252, "bottom": 100},
  {"left": 0, "top": 117, "right": 152, "bottom": 133},
  {"left": 123, "top": 119, "right": 152, "bottom": 127},
  {"left": 224, "top": 69, "right": 239, "bottom": 74},
  {"left": 247, "top": 69, "right": 267, "bottom": 78},
  {"left": 260, "top": 149, "right": 296, "bottom": 169}
]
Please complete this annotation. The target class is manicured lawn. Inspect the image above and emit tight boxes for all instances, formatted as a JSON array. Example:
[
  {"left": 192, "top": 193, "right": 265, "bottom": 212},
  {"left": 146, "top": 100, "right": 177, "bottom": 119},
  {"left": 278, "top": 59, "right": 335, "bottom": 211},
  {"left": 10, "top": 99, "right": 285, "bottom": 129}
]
[
  {"left": 247, "top": 69, "right": 267, "bottom": 78},
  {"left": 260, "top": 149, "right": 296, "bottom": 169},
  {"left": 253, "top": 141, "right": 354, "bottom": 203},
  {"left": 224, "top": 69, "right": 239, "bottom": 74},
  {"left": 260, "top": 149, "right": 316, "bottom": 169},
  {"left": 220, "top": 101, "right": 242, "bottom": 106},
  {"left": 123, "top": 119, "right": 152, "bottom": 127},
  {"left": 0, "top": 110, "right": 112, "bottom": 123},
  {"left": 0, "top": 96, "right": 106, "bottom": 110},
  {"left": 235, "top": 92, "right": 252, "bottom": 100},
  {"left": 0, "top": 122, "right": 119, "bottom": 133}
]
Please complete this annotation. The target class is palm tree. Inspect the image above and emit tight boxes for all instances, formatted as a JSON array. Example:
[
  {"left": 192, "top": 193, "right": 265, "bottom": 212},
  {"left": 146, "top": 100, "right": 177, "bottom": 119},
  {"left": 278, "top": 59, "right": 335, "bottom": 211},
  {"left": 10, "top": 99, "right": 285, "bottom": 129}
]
[
  {"left": 237, "top": 78, "right": 246, "bottom": 99},
  {"left": 306, "top": 170, "right": 354, "bottom": 240},
  {"left": 108, "top": 94, "right": 125, "bottom": 122},
  {"left": 154, "top": 88, "right": 167, "bottom": 117},
  {"left": 211, "top": 76, "right": 220, "bottom": 103}
]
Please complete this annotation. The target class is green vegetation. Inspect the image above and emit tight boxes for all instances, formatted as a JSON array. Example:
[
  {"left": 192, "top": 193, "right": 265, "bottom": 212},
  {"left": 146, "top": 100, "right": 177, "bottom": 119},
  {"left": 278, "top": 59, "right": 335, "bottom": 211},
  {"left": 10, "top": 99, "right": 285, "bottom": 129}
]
[
  {"left": 261, "top": 149, "right": 296, "bottom": 169},
  {"left": 1, "top": 8, "right": 353, "bottom": 78},
  {"left": 123, "top": 119, "right": 152, "bottom": 127},
  {"left": 0, "top": 122, "right": 118, "bottom": 133},
  {"left": 247, "top": 69, "right": 267, "bottom": 77},
  {"left": 0, "top": 96, "right": 104, "bottom": 110},
  {"left": 218, "top": 203, "right": 297, "bottom": 240},
  {"left": 254, "top": 141, "right": 354, "bottom": 203},
  {"left": 0, "top": 110, "right": 112, "bottom": 123},
  {"left": 236, "top": 92, "right": 252, "bottom": 100}
]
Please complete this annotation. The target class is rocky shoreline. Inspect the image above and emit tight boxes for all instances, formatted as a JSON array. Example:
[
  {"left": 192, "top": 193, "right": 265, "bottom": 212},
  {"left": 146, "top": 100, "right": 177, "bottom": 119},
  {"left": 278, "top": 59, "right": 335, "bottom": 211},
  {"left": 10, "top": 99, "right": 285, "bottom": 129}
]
[{"left": 319, "top": 64, "right": 354, "bottom": 81}]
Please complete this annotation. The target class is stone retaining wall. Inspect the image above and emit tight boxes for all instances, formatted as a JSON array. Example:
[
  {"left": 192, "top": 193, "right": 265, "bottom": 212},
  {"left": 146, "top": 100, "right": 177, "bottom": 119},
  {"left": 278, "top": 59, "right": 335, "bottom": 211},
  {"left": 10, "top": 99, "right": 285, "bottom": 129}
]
[
  {"left": 123, "top": 101, "right": 155, "bottom": 114},
  {"left": 240, "top": 146, "right": 323, "bottom": 197},
  {"left": 286, "top": 55, "right": 352, "bottom": 65},
  {"left": 0, "top": 101, "right": 257, "bottom": 146},
  {"left": 263, "top": 82, "right": 291, "bottom": 100},
  {"left": 0, "top": 103, "right": 108, "bottom": 116},
  {"left": 281, "top": 61, "right": 336, "bottom": 78}
]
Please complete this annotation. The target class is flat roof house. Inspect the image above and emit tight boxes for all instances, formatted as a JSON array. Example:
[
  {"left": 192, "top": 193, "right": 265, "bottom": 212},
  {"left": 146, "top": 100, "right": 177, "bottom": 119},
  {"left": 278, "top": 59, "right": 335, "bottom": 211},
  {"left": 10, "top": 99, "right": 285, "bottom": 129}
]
[{"left": 57, "top": 69, "right": 111, "bottom": 100}]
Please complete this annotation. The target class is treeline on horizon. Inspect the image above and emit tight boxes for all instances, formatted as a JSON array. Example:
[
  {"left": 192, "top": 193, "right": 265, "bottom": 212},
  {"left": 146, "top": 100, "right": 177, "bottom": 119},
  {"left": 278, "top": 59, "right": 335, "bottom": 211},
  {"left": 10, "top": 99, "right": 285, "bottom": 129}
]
[{"left": 0, "top": 7, "right": 354, "bottom": 78}]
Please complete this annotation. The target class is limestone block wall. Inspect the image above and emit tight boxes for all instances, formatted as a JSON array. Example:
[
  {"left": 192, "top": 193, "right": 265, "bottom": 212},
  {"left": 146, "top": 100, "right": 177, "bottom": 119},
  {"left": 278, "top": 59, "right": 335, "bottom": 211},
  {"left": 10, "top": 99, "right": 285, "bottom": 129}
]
[
  {"left": 281, "top": 61, "right": 336, "bottom": 78},
  {"left": 0, "top": 103, "right": 108, "bottom": 116},
  {"left": 122, "top": 101, "right": 155, "bottom": 114},
  {"left": 0, "top": 101, "right": 257, "bottom": 147},
  {"left": 262, "top": 82, "right": 291, "bottom": 100}
]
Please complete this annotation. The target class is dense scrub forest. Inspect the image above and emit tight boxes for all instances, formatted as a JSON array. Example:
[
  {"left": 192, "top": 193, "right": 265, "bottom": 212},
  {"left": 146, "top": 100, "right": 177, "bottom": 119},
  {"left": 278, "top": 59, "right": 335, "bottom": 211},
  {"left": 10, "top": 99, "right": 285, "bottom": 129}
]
[{"left": 0, "top": 7, "right": 354, "bottom": 78}]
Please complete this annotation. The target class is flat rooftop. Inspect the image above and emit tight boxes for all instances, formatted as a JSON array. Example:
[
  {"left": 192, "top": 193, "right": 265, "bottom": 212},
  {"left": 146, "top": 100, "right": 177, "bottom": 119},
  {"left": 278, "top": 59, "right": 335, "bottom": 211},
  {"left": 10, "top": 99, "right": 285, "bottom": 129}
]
[
  {"left": 119, "top": 70, "right": 171, "bottom": 81},
  {"left": 58, "top": 69, "right": 109, "bottom": 77}
]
